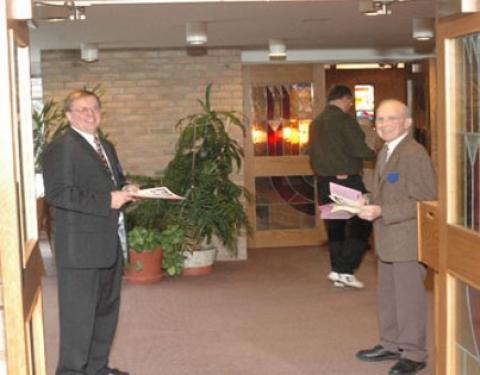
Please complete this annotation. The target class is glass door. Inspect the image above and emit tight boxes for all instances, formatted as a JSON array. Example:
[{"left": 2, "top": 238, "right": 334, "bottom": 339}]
[
  {"left": 436, "top": 11, "right": 480, "bottom": 375},
  {"left": 243, "top": 65, "right": 328, "bottom": 248}
]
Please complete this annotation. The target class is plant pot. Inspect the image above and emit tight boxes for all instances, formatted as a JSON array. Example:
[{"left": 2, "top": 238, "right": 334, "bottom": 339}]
[
  {"left": 182, "top": 247, "right": 217, "bottom": 276},
  {"left": 124, "top": 246, "right": 163, "bottom": 284},
  {"left": 36, "top": 197, "right": 46, "bottom": 233}
]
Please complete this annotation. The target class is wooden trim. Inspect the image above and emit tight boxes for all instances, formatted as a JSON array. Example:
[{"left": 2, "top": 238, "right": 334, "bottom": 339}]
[
  {"left": 254, "top": 155, "right": 313, "bottom": 176},
  {"left": 417, "top": 201, "right": 439, "bottom": 271},
  {"left": 437, "top": 12, "right": 480, "bottom": 39},
  {"left": 23, "top": 242, "right": 45, "bottom": 320},
  {"left": 446, "top": 225, "right": 480, "bottom": 289}
]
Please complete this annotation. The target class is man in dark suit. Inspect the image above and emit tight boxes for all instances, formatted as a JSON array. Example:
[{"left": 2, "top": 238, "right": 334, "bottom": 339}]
[
  {"left": 356, "top": 99, "right": 437, "bottom": 375},
  {"left": 43, "top": 90, "right": 137, "bottom": 375},
  {"left": 309, "top": 85, "right": 375, "bottom": 288}
]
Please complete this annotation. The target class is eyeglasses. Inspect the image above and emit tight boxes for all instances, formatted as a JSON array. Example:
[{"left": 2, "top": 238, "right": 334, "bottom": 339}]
[
  {"left": 375, "top": 116, "right": 405, "bottom": 124},
  {"left": 69, "top": 107, "right": 101, "bottom": 115}
]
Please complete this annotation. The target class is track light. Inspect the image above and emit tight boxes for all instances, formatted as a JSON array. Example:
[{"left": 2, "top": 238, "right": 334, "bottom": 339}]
[
  {"left": 186, "top": 22, "right": 208, "bottom": 45},
  {"left": 269, "top": 39, "right": 286, "bottom": 60}
]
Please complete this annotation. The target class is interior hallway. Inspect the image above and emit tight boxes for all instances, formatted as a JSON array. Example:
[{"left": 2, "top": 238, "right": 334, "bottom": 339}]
[{"left": 41, "top": 245, "right": 434, "bottom": 375}]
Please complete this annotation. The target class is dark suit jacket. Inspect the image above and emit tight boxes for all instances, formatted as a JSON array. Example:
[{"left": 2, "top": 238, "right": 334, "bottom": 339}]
[
  {"left": 43, "top": 128, "right": 126, "bottom": 269},
  {"left": 371, "top": 135, "right": 436, "bottom": 262}
]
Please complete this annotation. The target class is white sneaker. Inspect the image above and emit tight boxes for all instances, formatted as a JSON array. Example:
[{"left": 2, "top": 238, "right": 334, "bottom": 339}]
[
  {"left": 338, "top": 273, "right": 364, "bottom": 289},
  {"left": 333, "top": 281, "right": 345, "bottom": 288},
  {"left": 327, "top": 271, "right": 340, "bottom": 282}
]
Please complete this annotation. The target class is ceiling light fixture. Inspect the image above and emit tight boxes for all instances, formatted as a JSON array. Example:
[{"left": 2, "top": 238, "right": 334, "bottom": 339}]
[
  {"left": 80, "top": 43, "right": 99, "bottom": 62},
  {"left": 186, "top": 22, "right": 207, "bottom": 45},
  {"left": 412, "top": 18, "right": 434, "bottom": 41},
  {"left": 269, "top": 39, "right": 286, "bottom": 60}
]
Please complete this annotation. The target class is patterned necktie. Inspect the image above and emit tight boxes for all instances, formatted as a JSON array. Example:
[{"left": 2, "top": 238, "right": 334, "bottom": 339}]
[
  {"left": 377, "top": 144, "right": 389, "bottom": 175},
  {"left": 94, "top": 136, "right": 115, "bottom": 182}
]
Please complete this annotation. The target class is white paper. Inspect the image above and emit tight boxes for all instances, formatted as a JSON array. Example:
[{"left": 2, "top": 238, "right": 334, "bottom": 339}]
[{"left": 132, "top": 187, "right": 185, "bottom": 200}]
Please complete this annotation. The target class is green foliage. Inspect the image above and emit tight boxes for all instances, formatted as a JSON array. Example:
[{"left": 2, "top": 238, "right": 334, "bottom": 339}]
[
  {"left": 158, "top": 224, "right": 189, "bottom": 276},
  {"left": 32, "top": 99, "right": 68, "bottom": 172},
  {"left": 162, "top": 84, "right": 251, "bottom": 256},
  {"left": 127, "top": 226, "right": 163, "bottom": 253}
]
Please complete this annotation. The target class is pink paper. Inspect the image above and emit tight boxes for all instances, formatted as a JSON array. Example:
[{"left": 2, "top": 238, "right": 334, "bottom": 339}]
[{"left": 319, "top": 203, "right": 353, "bottom": 220}]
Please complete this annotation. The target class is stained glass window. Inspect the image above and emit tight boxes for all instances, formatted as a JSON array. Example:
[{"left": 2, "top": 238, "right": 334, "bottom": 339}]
[
  {"left": 251, "top": 83, "right": 313, "bottom": 156},
  {"left": 452, "top": 33, "right": 480, "bottom": 230}
]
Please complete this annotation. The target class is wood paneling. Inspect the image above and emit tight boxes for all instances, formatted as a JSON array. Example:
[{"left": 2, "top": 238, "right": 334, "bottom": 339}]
[{"left": 417, "top": 201, "right": 439, "bottom": 271}]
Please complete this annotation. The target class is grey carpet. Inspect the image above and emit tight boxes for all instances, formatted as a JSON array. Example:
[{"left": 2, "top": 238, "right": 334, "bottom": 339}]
[{"left": 42, "top": 246, "right": 434, "bottom": 374}]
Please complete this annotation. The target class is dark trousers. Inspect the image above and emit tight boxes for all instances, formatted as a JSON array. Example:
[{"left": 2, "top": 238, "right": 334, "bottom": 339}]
[
  {"left": 318, "top": 175, "right": 372, "bottom": 274},
  {"left": 56, "top": 248, "right": 123, "bottom": 375}
]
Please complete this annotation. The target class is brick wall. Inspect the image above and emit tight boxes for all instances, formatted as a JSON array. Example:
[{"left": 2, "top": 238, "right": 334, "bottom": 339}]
[
  {"left": 41, "top": 48, "right": 247, "bottom": 259},
  {"left": 41, "top": 48, "right": 243, "bottom": 176}
]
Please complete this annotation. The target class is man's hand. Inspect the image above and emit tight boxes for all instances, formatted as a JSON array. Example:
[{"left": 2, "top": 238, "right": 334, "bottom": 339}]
[
  {"left": 358, "top": 205, "right": 382, "bottom": 221},
  {"left": 122, "top": 184, "right": 140, "bottom": 194},
  {"left": 111, "top": 190, "right": 135, "bottom": 209}
]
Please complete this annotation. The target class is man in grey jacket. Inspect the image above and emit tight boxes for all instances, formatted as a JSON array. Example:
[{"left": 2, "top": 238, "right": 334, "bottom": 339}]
[
  {"left": 356, "top": 99, "right": 436, "bottom": 375},
  {"left": 309, "top": 85, "right": 375, "bottom": 288}
]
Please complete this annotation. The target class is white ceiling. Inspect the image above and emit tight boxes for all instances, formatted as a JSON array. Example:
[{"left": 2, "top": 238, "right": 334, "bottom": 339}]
[{"left": 30, "top": 0, "right": 436, "bottom": 64}]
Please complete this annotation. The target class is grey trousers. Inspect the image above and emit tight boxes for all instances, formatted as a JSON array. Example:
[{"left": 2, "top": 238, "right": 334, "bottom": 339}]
[{"left": 377, "top": 259, "right": 427, "bottom": 362}]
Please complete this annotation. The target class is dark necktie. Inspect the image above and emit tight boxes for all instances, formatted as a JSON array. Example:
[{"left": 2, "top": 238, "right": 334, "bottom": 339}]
[
  {"left": 377, "top": 144, "right": 389, "bottom": 175},
  {"left": 94, "top": 136, "right": 127, "bottom": 259},
  {"left": 94, "top": 136, "right": 115, "bottom": 182}
]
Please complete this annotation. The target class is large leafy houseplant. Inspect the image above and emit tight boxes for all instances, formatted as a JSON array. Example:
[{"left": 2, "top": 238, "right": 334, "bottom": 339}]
[{"left": 162, "top": 84, "right": 251, "bottom": 257}]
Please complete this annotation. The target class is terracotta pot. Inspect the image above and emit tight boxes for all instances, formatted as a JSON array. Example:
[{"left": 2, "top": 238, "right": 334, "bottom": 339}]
[
  {"left": 182, "top": 247, "right": 217, "bottom": 276},
  {"left": 124, "top": 246, "right": 163, "bottom": 284},
  {"left": 36, "top": 197, "right": 45, "bottom": 233}
]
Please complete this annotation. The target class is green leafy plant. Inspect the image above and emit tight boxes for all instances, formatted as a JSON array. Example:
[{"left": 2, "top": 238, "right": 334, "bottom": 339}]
[
  {"left": 158, "top": 224, "right": 189, "bottom": 276},
  {"left": 162, "top": 83, "right": 251, "bottom": 256},
  {"left": 127, "top": 226, "right": 163, "bottom": 253},
  {"left": 33, "top": 99, "right": 68, "bottom": 172}
]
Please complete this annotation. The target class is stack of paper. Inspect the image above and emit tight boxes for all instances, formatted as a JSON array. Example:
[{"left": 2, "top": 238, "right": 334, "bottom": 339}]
[{"left": 319, "top": 182, "right": 363, "bottom": 219}]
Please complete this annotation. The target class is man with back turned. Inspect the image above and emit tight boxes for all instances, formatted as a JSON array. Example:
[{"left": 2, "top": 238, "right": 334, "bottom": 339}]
[{"left": 309, "top": 85, "right": 375, "bottom": 288}]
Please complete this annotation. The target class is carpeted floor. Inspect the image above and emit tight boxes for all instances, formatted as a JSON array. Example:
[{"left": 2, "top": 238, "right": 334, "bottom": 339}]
[{"left": 42, "top": 246, "right": 433, "bottom": 374}]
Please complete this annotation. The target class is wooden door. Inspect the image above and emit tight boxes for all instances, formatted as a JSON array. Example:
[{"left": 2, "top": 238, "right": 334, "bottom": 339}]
[
  {"left": 435, "top": 11, "right": 480, "bottom": 375},
  {"left": 243, "top": 65, "right": 327, "bottom": 248},
  {"left": 0, "top": 1, "right": 47, "bottom": 373}
]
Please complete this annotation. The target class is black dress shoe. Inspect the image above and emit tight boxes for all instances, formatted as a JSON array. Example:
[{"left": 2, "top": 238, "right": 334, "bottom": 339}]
[
  {"left": 356, "top": 345, "right": 400, "bottom": 362},
  {"left": 389, "top": 358, "right": 426, "bottom": 374}
]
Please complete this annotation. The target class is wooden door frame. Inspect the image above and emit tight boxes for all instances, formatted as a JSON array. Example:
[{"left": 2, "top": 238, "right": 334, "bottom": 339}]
[
  {"left": 0, "top": 1, "right": 47, "bottom": 373},
  {"left": 436, "top": 11, "right": 480, "bottom": 375}
]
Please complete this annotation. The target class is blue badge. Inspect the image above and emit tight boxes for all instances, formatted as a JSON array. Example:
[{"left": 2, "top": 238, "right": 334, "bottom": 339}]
[{"left": 387, "top": 172, "right": 399, "bottom": 184}]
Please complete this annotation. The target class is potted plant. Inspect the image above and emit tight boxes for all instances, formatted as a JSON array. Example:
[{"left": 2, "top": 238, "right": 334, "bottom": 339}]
[
  {"left": 162, "top": 84, "right": 251, "bottom": 275},
  {"left": 125, "top": 175, "right": 185, "bottom": 278},
  {"left": 124, "top": 226, "right": 163, "bottom": 284}
]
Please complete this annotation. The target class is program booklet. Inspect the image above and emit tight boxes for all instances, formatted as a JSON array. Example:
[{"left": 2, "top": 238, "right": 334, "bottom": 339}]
[
  {"left": 328, "top": 182, "right": 363, "bottom": 214},
  {"left": 132, "top": 187, "right": 185, "bottom": 200},
  {"left": 319, "top": 183, "right": 363, "bottom": 219}
]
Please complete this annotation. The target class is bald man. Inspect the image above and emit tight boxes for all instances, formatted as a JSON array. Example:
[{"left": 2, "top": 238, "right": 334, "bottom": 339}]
[{"left": 355, "top": 100, "right": 436, "bottom": 375}]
